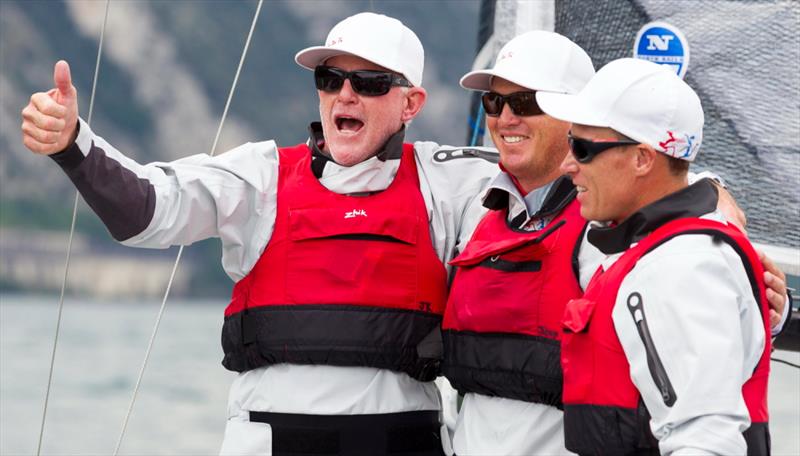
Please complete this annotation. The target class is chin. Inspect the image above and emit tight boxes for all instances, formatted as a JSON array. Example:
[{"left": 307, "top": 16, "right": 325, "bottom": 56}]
[
  {"left": 579, "top": 206, "right": 597, "bottom": 222},
  {"left": 329, "top": 135, "right": 384, "bottom": 166},
  {"left": 329, "top": 146, "right": 365, "bottom": 167}
]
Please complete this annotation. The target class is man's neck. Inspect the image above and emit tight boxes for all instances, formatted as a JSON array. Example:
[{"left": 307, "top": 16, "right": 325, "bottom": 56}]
[
  {"left": 615, "top": 173, "right": 689, "bottom": 224},
  {"left": 516, "top": 167, "right": 563, "bottom": 196},
  {"left": 587, "top": 179, "right": 718, "bottom": 254}
]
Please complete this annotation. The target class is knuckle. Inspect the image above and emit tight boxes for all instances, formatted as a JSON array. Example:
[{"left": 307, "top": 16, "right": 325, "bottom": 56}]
[
  {"left": 41, "top": 130, "right": 59, "bottom": 143},
  {"left": 25, "top": 126, "right": 54, "bottom": 144},
  {"left": 39, "top": 115, "right": 57, "bottom": 130},
  {"left": 22, "top": 136, "right": 40, "bottom": 153},
  {"left": 45, "top": 117, "right": 61, "bottom": 131},
  {"left": 21, "top": 104, "right": 37, "bottom": 120},
  {"left": 32, "top": 93, "right": 48, "bottom": 108}
]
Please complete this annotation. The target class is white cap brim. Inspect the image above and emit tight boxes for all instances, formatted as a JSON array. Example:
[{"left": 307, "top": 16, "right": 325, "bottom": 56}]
[
  {"left": 296, "top": 46, "right": 359, "bottom": 71},
  {"left": 536, "top": 92, "right": 608, "bottom": 128},
  {"left": 459, "top": 69, "right": 496, "bottom": 91},
  {"left": 460, "top": 68, "right": 566, "bottom": 93}
]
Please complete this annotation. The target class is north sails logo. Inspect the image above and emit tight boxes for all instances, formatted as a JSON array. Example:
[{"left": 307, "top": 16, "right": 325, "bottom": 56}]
[
  {"left": 327, "top": 36, "right": 343, "bottom": 46},
  {"left": 633, "top": 21, "right": 690, "bottom": 79},
  {"left": 645, "top": 34, "right": 675, "bottom": 51},
  {"left": 344, "top": 209, "right": 367, "bottom": 219}
]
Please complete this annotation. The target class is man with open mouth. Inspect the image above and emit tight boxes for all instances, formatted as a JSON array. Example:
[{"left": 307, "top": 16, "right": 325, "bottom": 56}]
[
  {"left": 20, "top": 11, "right": 789, "bottom": 456},
  {"left": 20, "top": 11, "right": 498, "bottom": 456}
]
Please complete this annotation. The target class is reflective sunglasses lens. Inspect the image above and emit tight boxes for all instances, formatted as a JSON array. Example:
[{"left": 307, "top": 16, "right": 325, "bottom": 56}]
[
  {"left": 481, "top": 92, "right": 504, "bottom": 116},
  {"left": 507, "top": 92, "right": 542, "bottom": 116},
  {"left": 569, "top": 136, "right": 593, "bottom": 163},
  {"left": 314, "top": 67, "right": 344, "bottom": 92},
  {"left": 350, "top": 72, "right": 393, "bottom": 96}
]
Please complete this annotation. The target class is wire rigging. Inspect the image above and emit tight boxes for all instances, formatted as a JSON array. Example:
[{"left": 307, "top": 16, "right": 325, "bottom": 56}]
[
  {"left": 771, "top": 357, "right": 800, "bottom": 369},
  {"left": 112, "top": 1, "right": 265, "bottom": 454},
  {"left": 36, "top": 2, "right": 111, "bottom": 455}
]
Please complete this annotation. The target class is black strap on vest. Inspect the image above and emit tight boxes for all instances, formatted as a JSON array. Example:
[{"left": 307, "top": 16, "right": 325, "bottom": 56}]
[
  {"left": 249, "top": 410, "right": 444, "bottom": 456},
  {"left": 442, "top": 330, "right": 563, "bottom": 406},
  {"left": 744, "top": 422, "right": 771, "bottom": 456},
  {"left": 222, "top": 305, "right": 443, "bottom": 381}
]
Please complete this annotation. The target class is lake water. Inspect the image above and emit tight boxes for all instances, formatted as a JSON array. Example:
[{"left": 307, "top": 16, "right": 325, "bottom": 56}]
[{"left": 1, "top": 293, "right": 798, "bottom": 455}]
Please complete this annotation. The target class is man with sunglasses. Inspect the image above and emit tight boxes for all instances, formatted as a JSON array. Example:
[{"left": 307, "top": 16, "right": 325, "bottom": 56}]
[
  {"left": 440, "top": 32, "right": 788, "bottom": 456},
  {"left": 21, "top": 12, "right": 498, "bottom": 456},
  {"left": 537, "top": 58, "right": 772, "bottom": 455},
  {"left": 440, "top": 30, "right": 599, "bottom": 456},
  {"left": 20, "top": 10, "right": 790, "bottom": 455}
]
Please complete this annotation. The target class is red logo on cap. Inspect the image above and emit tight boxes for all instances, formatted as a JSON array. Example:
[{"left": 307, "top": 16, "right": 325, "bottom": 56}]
[
  {"left": 328, "top": 37, "right": 343, "bottom": 46},
  {"left": 659, "top": 131, "right": 677, "bottom": 150},
  {"left": 660, "top": 131, "right": 692, "bottom": 157}
]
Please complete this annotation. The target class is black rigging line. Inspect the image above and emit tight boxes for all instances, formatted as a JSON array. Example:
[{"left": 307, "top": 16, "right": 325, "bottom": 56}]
[{"left": 771, "top": 357, "right": 800, "bottom": 369}]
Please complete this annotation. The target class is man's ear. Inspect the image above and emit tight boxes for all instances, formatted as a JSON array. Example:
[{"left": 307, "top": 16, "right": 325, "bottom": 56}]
[
  {"left": 401, "top": 87, "right": 427, "bottom": 122},
  {"left": 633, "top": 143, "right": 658, "bottom": 177}
]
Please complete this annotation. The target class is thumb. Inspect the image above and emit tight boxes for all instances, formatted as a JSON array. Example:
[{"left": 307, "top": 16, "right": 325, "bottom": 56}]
[{"left": 53, "top": 60, "right": 75, "bottom": 99}]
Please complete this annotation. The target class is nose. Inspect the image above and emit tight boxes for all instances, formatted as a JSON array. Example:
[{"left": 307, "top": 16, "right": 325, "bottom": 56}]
[
  {"left": 560, "top": 148, "right": 579, "bottom": 176},
  {"left": 337, "top": 78, "right": 358, "bottom": 102}
]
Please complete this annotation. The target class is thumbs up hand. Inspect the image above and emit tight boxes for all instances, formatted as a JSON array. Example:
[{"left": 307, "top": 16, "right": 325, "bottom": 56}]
[{"left": 22, "top": 60, "right": 80, "bottom": 155}]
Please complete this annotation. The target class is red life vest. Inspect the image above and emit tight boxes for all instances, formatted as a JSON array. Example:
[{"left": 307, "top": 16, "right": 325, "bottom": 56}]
[
  {"left": 561, "top": 218, "right": 771, "bottom": 455},
  {"left": 442, "top": 193, "right": 586, "bottom": 405},
  {"left": 221, "top": 143, "right": 448, "bottom": 381}
]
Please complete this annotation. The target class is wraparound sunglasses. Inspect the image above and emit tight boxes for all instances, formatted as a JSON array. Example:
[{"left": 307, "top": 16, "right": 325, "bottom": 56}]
[
  {"left": 481, "top": 91, "right": 544, "bottom": 117},
  {"left": 568, "top": 133, "right": 640, "bottom": 163},
  {"left": 314, "top": 65, "right": 412, "bottom": 96}
]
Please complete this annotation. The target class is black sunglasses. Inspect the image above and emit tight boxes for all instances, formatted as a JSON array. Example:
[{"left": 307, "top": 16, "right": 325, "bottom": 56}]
[
  {"left": 568, "top": 133, "right": 640, "bottom": 164},
  {"left": 314, "top": 65, "right": 412, "bottom": 96},
  {"left": 481, "top": 91, "right": 544, "bottom": 117}
]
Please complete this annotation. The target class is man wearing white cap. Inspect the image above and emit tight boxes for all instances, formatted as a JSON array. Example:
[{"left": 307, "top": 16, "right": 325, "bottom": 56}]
[
  {"left": 440, "top": 32, "right": 787, "bottom": 456},
  {"left": 538, "top": 58, "right": 772, "bottom": 455},
  {"left": 441, "top": 30, "right": 595, "bottom": 455},
  {"left": 19, "top": 12, "right": 788, "bottom": 456},
  {"left": 20, "top": 12, "right": 497, "bottom": 456}
]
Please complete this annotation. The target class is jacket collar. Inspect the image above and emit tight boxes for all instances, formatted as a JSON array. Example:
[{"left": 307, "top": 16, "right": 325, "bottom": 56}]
[
  {"left": 587, "top": 178, "right": 719, "bottom": 255},
  {"left": 483, "top": 174, "right": 577, "bottom": 221},
  {"left": 308, "top": 122, "right": 405, "bottom": 177}
]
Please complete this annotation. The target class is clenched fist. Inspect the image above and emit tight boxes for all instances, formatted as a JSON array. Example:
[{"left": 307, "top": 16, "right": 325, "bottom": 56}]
[{"left": 21, "top": 60, "right": 80, "bottom": 155}]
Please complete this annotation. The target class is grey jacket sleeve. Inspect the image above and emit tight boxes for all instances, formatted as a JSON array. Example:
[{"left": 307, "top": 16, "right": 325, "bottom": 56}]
[
  {"left": 412, "top": 142, "right": 498, "bottom": 269},
  {"left": 50, "top": 118, "right": 280, "bottom": 281}
]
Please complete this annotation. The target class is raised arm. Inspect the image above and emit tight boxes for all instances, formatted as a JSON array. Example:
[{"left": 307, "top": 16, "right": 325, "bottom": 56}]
[{"left": 21, "top": 61, "right": 279, "bottom": 281}]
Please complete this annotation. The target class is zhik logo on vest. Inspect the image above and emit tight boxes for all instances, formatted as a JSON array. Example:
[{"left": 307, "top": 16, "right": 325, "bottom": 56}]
[
  {"left": 345, "top": 209, "right": 367, "bottom": 219},
  {"left": 633, "top": 21, "right": 690, "bottom": 79}
]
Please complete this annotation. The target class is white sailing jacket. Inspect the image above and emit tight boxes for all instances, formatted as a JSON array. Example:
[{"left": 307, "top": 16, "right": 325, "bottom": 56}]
[
  {"left": 54, "top": 118, "right": 499, "bottom": 455},
  {"left": 571, "top": 181, "right": 766, "bottom": 455}
]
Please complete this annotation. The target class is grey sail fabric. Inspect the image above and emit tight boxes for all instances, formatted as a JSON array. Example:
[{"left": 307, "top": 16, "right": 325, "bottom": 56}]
[{"left": 553, "top": 0, "right": 799, "bottom": 249}]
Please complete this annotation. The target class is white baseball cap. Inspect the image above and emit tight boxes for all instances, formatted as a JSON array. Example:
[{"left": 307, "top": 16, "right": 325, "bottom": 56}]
[
  {"left": 537, "top": 58, "right": 704, "bottom": 161},
  {"left": 460, "top": 31, "right": 594, "bottom": 94},
  {"left": 295, "top": 12, "right": 424, "bottom": 87}
]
